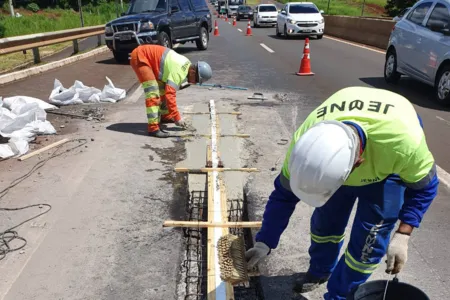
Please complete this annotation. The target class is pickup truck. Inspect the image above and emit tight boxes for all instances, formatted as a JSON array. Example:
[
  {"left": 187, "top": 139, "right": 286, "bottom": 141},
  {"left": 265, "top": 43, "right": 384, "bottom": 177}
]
[{"left": 104, "top": 0, "right": 212, "bottom": 63}]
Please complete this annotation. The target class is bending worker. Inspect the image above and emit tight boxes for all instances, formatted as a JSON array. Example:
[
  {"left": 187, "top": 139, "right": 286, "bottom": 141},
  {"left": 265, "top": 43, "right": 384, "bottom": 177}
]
[
  {"left": 245, "top": 86, "right": 439, "bottom": 299},
  {"left": 130, "top": 44, "right": 212, "bottom": 138}
]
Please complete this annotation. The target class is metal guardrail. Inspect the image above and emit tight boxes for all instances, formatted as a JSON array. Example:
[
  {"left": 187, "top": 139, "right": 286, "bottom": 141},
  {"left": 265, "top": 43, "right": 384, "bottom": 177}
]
[{"left": 0, "top": 25, "right": 105, "bottom": 64}]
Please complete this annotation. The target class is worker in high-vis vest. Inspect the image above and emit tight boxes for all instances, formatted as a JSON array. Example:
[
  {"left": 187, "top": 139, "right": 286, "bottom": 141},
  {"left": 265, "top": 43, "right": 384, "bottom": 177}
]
[
  {"left": 130, "top": 44, "right": 212, "bottom": 138},
  {"left": 245, "top": 86, "right": 439, "bottom": 299}
]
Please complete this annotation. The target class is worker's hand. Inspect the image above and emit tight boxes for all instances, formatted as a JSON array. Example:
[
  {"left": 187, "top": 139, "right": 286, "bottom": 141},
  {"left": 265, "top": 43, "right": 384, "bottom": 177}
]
[
  {"left": 386, "top": 232, "right": 410, "bottom": 274},
  {"left": 245, "top": 242, "right": 270, "bottom": 269},
  {"left": 175, "top": 119, "right": 188, "bottom": 128}
]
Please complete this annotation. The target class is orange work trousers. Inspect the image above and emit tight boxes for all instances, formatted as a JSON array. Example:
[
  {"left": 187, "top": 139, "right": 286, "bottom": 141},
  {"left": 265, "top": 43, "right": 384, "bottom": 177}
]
[{"left": 130, "top": 52, "right": 170, "bottom": 133}]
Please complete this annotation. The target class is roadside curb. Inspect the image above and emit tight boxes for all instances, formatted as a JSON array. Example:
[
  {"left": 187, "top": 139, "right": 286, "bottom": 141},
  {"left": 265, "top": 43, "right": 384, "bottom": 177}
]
[{"left": 0, "top": 46, "right": 109, "bottom": 86}]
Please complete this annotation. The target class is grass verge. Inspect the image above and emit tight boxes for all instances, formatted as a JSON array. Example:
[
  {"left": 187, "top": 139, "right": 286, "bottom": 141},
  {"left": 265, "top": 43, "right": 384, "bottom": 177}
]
[{"left": 0, "top": 42, "right": 73, "bottom": 74}]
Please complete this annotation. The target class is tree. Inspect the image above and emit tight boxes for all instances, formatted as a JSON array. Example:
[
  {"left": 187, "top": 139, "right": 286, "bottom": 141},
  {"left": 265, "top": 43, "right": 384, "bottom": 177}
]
[{"left": 385, "top": 0, "right": 417, "bottom": 17}]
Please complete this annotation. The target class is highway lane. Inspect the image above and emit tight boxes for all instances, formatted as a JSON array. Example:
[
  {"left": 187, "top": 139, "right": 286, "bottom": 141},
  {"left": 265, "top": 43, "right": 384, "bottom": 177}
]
[{"left": 213, "top": 17, "right": 450, "bottom": 177}]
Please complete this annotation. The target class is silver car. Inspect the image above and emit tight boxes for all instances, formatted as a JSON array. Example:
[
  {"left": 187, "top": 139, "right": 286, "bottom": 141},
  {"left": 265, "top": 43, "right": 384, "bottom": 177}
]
[{"left": 385, "top": 0, "right": 450, "bottom": 105}]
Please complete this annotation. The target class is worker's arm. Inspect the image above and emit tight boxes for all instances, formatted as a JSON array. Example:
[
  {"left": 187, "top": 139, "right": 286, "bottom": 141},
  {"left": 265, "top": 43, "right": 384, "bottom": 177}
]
[
  {"left": 398, "top": 146, "right": 439, "bottom": 232},
  {"left": 164, "top": 83, "right": 182, "bottom": 122},
  {"left": 255, "top": 173, "right": 300, "bottom": 249}
]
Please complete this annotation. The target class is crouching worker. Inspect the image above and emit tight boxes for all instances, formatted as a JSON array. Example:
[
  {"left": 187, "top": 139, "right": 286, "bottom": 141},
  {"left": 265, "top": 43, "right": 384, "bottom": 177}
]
[
  {"left": 245, "top": 86, "right": 439, "bottom": 299},
  {"left": 130, "top": 44, "right": 212, "bottom": 138}
]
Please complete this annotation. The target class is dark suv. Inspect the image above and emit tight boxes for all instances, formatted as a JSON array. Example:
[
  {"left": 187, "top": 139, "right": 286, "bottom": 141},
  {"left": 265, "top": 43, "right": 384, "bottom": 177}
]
[{"left": 105, "top": 0, "right": 212, "bottom": 62}]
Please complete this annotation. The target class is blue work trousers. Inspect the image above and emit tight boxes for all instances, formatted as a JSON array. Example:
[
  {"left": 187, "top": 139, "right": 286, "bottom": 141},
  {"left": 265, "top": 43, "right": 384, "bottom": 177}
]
[{"left": 307, "top": 176, "right": 405, "bottom": 300}]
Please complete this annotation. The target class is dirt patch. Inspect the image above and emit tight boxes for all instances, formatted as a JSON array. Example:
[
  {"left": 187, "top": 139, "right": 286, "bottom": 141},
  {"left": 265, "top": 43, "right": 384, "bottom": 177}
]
[{"left": 365, "top": 3, "right": 386, "bottom": 15}]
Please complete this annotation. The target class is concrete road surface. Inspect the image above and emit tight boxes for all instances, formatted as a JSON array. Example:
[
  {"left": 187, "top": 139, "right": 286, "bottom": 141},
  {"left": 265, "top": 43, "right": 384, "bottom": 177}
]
[{"left": 1, "top": 11, "right": 450, "bottom": 300}]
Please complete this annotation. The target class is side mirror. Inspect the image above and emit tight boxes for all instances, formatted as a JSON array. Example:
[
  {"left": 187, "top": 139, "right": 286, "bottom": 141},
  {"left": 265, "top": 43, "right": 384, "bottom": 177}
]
[
  {"left": 319, "top": 10, "right": 324, "bottom": 14},
  {"left": 171, "top": 5, "right": 179, "bottom": 13},
  {"left": 281, "top": 10, "right": 286, "bottom": 14}
]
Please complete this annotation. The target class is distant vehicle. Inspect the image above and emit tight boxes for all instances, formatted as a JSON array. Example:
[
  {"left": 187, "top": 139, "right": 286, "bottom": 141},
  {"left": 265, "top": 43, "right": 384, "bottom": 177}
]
[
  {"left": 104, "top": 0, "right": 212, "bottom": 63},
  {"left": 253, "top": 4, "right": 278, "bottom": 27},
  {"left": 236, "top": 5, "right": 253, "bottom": 21},
  {"left": 393, "top": 7, "right": 411, "bottom": 22},
  {"left": 276, "top": 2, "right": 325, "bottom": 39},
  {"left": 226, "top": 0, "right": 245, "bottom": 17},
  {"left": 385, "top": 0, "right": 450, "bottom": 105}
]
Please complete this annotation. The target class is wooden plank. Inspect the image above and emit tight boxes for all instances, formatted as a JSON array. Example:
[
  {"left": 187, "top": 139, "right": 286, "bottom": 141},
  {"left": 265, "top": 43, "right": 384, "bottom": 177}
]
[
  {"left": 162, "top": 220, "right": 262, "bottom": 228},
  {"left": 207, "top": 143, "right": 216, "bottom": 300},
  {"left": 180, "top": 134, "right": 250, "bottom": 138},
  {"left": 18, "top": 138, "right": 69, "bottom": 161},
  {"left": 174, "top": 167, "right": 259, "bottom": 173}
]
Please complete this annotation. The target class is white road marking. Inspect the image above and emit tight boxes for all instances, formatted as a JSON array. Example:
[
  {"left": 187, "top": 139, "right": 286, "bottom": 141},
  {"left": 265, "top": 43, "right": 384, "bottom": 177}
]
[
  {"left": 173, "top": 43, "right": 180, "bottom": 49},
  {"left": 436, "top": 115, "right": 450, "bottom": 126},
  {"left": 228, "top": 22, "right": 231, "bottom": 24},
  {"left": 324, "top": 35, "right": 385, "bottom": 55},
  {"left": 260, "top": 43, "right": 275, "bottom": 53},
  {"left": 238, "top": 28, "right": 242, "bottom": 32},
  {"left": 324, "top": 33, "right": 450, "bottom": 188}
]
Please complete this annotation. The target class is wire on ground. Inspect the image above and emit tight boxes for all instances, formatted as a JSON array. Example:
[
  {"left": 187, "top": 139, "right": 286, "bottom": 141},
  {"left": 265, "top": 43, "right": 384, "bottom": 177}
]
[{"left": 0, "top": 138, "right": 88, "bottom": 260}]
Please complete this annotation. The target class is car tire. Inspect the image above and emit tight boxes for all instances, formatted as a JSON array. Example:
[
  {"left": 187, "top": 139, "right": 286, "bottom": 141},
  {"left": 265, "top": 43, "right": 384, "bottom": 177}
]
[
  {"left": 237, "top": 16, "right": 240, "bottom": 21},
  {"left": 384, "top": 49, "right": 401, "bottom": 84},
  {"left": 317, "top": 34, "right": 323, "bottom": 39},
  {"left": 196, "top": 26, "right": 209, "bottom": 51},
  {"left": 254, "top": 20, "right": 258, "bottom": 28},
  {"left": 113, "top": 51, "right": 129, "bottom": 64},
  {"left": 276, "top": 24, "right": 281, "bottom": 37},
  {"left": 434, "top": 64, "right": 450, "bottom": 106},
  {"left": 158, "top": 31, "right": 172, "bottom": 49},
  {"left": 283, "top": 25, "right": 289, "bottom": 39}
]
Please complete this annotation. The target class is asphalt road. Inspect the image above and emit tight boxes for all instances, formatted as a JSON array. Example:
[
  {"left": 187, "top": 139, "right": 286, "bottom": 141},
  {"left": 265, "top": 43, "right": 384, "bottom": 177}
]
[{"left": 1, "top": 11, "right": 450, "bottom": 299}]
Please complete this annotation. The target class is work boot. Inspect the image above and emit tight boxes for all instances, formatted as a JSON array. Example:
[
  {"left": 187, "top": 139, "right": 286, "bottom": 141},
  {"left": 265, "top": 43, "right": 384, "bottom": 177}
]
[
  {"left": 148, "top": 130, "right": 170, "bottom": 138},
  {"left": 292, "top": 272, "right": 331, "bottom": 294}
]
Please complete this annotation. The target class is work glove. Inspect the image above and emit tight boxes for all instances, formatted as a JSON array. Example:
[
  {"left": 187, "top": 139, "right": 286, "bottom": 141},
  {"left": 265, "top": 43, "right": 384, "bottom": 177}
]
[
  {"left": 245, "top": 242, "right": 270, "bottom": 269},
  {"left": 175, "top": 119, "right": 188, "bottom": 128},
  {"left": 386, "top": 232, "right": 410, "bottom": 274}
]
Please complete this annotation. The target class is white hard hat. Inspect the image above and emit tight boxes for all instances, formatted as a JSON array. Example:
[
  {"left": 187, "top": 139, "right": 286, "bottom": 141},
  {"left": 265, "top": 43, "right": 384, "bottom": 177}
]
[{"left": 288, "top": 120, "right": 359, "bottom": 207}]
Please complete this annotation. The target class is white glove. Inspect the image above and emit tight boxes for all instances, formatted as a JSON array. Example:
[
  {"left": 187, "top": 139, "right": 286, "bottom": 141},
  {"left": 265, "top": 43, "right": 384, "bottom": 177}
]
[
  {"left": 245, "top": 242, "right": 270, "bottom": 269},
  {"left": 175, "top": 119, "right": 188, "bottom": 128},
  {"left": 386, "top": 232, "right": 410, "bottom": 274}
]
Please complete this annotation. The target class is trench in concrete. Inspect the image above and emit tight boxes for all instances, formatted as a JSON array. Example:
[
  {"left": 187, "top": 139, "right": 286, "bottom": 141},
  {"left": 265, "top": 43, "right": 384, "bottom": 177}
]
[{"left": 175, "top": 100, "right": 265, "bottom": 300}]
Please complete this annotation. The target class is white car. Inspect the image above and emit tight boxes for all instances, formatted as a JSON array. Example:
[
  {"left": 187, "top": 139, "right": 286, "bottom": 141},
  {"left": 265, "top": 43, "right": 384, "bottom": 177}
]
[
  {"left": 385, "top": 0, "right": 450, "bottom": 105},
  {"left": 253, "top": 4, "right": 278, "bottom": 28},
  {"left": 276, "top": 2, "right": 325, "bottom": 39}
]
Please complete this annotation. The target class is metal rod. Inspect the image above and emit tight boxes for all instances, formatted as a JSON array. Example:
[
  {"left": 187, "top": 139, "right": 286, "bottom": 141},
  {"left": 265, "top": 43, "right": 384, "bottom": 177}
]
[
  {"left": 174, "top": 167, "right": 259, "bottom": 173},
  {"left": 163, "top": 221, "right": 262, "bottom": 228}
]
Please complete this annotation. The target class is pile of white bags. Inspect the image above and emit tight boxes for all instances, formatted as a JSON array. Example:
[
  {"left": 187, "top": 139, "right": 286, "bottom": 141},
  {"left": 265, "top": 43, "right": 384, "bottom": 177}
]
[
  {"left": 0, "top": 96, "right": 57, "bottom": 159},
  {"left": 49, "top": 77, "right": 126, "bottom": 105}
]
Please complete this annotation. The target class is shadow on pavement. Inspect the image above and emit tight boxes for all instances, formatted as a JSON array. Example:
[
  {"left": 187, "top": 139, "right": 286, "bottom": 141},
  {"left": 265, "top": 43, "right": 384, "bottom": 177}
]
[
  {"left": 267, "top": 35, "right": 319, "bottom": 41},
  {"left": 258, "top": 273, "right": 310, "bottom": 300},
  {"left": 359, "top": 77, "right": 450, "bottom": 112},
  {"left": 106, "top": 123, "right": 148, "bottom": 136},
  {"left": 96, "top": 57, "right": 130, "bottom": 66},
  {"left": 174, "top": 46, "right": 203, "bottom": 54}
]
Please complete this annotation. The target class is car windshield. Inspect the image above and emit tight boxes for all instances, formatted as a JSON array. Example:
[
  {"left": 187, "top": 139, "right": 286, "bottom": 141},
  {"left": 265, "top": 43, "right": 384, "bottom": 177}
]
[
  {"left": 289, "top": 4, "right": 319, "bottom": 13},
  {"left": 259, "top": 5, "right": 277, "bottom": 12},
  {"left": 239, "top": 6, "right": 251, "bottom": 11},
  {"left": 127, "top": 0, "right": 167, "bottom": 14},
  {"left": 229, "top": 0, "right": 243, "bottom": 5}
]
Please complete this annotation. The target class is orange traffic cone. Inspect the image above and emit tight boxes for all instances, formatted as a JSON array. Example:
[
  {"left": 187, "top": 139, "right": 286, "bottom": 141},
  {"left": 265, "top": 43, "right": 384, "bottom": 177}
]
[
  {"left": 225, "top": 15, "right": 228, "bottom": 22},
  {"left": 214, "top": 20, "right": 220, "bottom": 36},
  {"left": 246, "top": 20, "right": 252, "bottom": 36},
  {"left": 232, "top": 16, "right": 236, "bottom": 26},
  {"left": 296, "top": 38, "right": 314, "bottom": 76}
]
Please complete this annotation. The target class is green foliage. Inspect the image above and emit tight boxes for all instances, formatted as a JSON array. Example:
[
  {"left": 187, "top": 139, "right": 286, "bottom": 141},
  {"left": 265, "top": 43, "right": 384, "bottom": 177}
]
[
  {"left": 384, "top": 0, "right": 416, "bottom": 17},
  {"left": 27, "top": 3, "right": 41, "bottom": 12},
  {"left": 0, "top": 2, "right": 120, "bottom": 37}
]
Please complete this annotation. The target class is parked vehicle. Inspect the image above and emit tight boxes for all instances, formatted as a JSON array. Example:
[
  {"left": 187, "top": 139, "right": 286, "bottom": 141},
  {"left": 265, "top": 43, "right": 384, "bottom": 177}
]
[
  {"left": 276, "top": 2, "right": 325, "bottom": 39},
  {"left": 393, "top": 7, "right": 411, "bottom": 22},
  {"left": 253, "top": 4, "right": 278, "bottom": 27},
  {"left": 104, "top": 0, "right": 212, "bottom": 63},
  {"left": 236, "top": 5, "right": 253, "bottom": 21},
  {"left": 385, "top": 0, "right": 450, "bottom": 105}
]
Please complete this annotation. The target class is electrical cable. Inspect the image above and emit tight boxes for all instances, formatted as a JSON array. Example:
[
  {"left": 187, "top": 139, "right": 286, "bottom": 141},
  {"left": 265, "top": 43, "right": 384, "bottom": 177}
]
[{"left": 0, "top": 138, "right": 88, "bottom": 260}]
